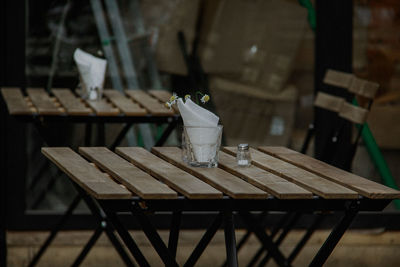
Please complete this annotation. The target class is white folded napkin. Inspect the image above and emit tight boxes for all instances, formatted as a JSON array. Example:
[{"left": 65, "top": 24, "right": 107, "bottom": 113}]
[
  {"left": 177, "top": 98, "right": 220, "bottom": 162},
  {"left": 73, "top": 48, "right": 107, "bottom": 100}
]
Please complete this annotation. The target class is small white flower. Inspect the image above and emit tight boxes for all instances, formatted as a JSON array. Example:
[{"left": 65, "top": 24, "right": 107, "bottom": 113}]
[
  {"left": 184, "top": 94, "right": 191, "bottom": 101},
  {"left": 200, "top": 94, "right": 210, "bottom": 103},
  {"left": 169, "top": 93, "right": 178, "bottom": 104},
  {"left": 164, "top": 101, "right": 172, "bottom": 109}
]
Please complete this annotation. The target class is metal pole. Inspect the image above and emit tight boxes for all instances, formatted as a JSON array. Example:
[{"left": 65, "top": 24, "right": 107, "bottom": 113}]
[
  {"left": 129, "top": 0, "right": 162, "bottom": 90},
  {"left": 90, "top": 0, "right": 124, "bottom": 92},
  {"left": 46, "top": 0, "right": 71, "bottom": 92},
  {"left": 104, "top": 0, "right": 139, "bottom": 89},
  {"left": 309, "top": 207, "right": 358, "bottom": 266},
  {"left": 223, "top": 211, "right": 238, "bottom": 267},
  {"left": 168, "top": 211, "right": 182, "bottom": 258},
  {"left": 28, "top": 195, "right": 81, "bottom": 267},
  {"left": 71, "top": 226, "right": 104, "bottom": 267},
  {"left": 184, "top": 213, "right": 223, "bottom": 267},
  {"left": 129, "top": 202, "right": 179, "bottom": 267},
  {"left": 240, "top": 211, "right": 289, "bottom": 267}
]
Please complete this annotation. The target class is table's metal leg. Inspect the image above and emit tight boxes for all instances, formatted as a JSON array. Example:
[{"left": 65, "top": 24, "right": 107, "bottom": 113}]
[
  {"left": 309, "top": 207, "right": 359, "bottom": 267},
  {"left": 30, "top": 172, "right": 60, "bottom": 209},
  {"left": 30, "top": 120, "right": 91, "bottom": 209},
  {"left": 27, "top": 160, "right": 49, "bottom": 192},
  {"left": 240, "top": 211, "right": 289, "bottom": 267},
  {"left": 75, "top": 186, "right": 135, "bottom": 267},
  {"left": 301, "top": 123, "right": 315, "bottom": 154},
  {"left": 247, "top": 212, "right": 293, "bottom": 267},
  {"left": 221, "top": 211, "right": 269, "bottom": 267},
  {"left": 105, "top": 211, "right": 147, "bottom": 267},
  {"left": 97, "top": 123, "right": 106, "bottom": 146},
  {"left": 85, "top": 123, "right": 92, "bottom": 146},
  {"left": 258, "top": 212, "right": 302, "bottom": 266},
  {"left": 184, "top": 213, "right": 223, "bottom": 267},
  {"left": 71, "top": 225, "right": 104, "bottom": 267},
  {"left": 168, "top": 211, "right": 182, "bottom": 258},
  {"left": 110, "top": 123, "right": 133, "bottom": 150},
  {"left": 220, "top": 212, "right": 269, "bottom": 267},
  {"left": 28, "top": 194, "right": 81, "bottom": 267},
  {"left": 129, "top": 202, "right": 179, "bottom": 267},
  {"left": 287, "top": 213, "right": 325, "bottom": 264},
  {"left": 155, "top": 120, "right": 178, "bottom": 146},
  {"left": 223, "top": 210, "right": 238, "bottom": 267}
]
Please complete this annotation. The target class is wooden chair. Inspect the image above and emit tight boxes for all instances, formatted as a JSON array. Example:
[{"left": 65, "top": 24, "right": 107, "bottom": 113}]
[{"left": 302, "top": 69, "right": 379, "bottom": 171}]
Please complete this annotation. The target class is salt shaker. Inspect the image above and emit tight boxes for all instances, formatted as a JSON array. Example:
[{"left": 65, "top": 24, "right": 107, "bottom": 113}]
[{"left": 237, "top": 144, "right": 251, "bottom": 167}]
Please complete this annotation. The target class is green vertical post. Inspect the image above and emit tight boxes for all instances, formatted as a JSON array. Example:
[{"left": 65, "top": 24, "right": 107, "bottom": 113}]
[{"left": 353, "top": 99, "right": 400, "bottom": 209}]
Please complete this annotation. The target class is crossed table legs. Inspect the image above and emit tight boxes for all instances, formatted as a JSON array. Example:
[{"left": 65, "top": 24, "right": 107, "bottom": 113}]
[
  {"left": 96, "top": 196, "right": 385, "bottom": 267},
  {"left": 29, "top": 180, "right": 390, "bottom": 267}
]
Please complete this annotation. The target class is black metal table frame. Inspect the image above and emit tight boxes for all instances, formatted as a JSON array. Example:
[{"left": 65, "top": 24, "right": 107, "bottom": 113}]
[
  {"left": 16, "top": 114, "right": 180, "bottom": 267},
  {"left": 96, "top": 194, "right": 390, "bottom": 267}
]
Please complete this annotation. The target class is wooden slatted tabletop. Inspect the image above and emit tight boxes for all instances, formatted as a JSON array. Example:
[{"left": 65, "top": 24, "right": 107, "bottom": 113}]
[
  {"left": 41, "top": 146, "right": 400, "bottom": 201},
  {"left": 125, "top": 90, "right": 175, "bottom": 116},
  {"left": 27, "top": 88, "right": 64, "bottom": 115},
  {"left": 223, "top": 147, "right": 359, "bottom": 199},
  {"left": 42, "top": 147, "right": 132, "bottom": 199},
  {"left": 116, "top": 147, "right": 222, "bottom": 199},
  {"left": 103, "top": 90, "right": 147, "bottom": 116},
  {"left": 0, "top": 88, "right": 34, "bottom": 115},
  {"left": 258, "top": 146, "right": 400, "bottom": 199},
  {"left": 52, "top": 89, "right": 92, "bottom": 115},
  {"left": 1, "top": 87, "right": 178, "bottom": 118}
]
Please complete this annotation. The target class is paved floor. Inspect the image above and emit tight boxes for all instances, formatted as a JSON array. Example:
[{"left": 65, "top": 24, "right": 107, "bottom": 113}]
[{"left": 6, "top": 229, "right": 400, "bottom": 266}]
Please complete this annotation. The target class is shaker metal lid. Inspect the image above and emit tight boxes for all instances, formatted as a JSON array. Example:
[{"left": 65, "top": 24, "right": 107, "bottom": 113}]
[{"left": 238, "top": 143, "right": 249, "bottom": 150}]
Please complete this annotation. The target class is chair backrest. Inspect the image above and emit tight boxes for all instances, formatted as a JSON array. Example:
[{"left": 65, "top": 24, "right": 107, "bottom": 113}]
[
  {"left": 320, "top": 69, "right": 380, "bottom": 123},
  {"left": 310, "top": 69, "right": 380, "bottom": 170}
]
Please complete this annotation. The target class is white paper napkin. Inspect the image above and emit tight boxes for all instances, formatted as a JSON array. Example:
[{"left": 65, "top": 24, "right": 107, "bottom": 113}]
[
  {"left": 177, "top": 98, "right": 220, "bottom": 162},
  {"left": 73, "top": 48, "right": 107, "bottom": 100}
]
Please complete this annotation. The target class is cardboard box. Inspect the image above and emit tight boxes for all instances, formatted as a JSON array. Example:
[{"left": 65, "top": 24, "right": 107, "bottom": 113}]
[
  {"left": 200, "top": 0, "right": 307, "bottom": 93},
  {"left": 153, "top": 0, "right": 200, "bottom": 75},
  {"left": 209, "top": 77, "right": 298, "bottom": 147}
]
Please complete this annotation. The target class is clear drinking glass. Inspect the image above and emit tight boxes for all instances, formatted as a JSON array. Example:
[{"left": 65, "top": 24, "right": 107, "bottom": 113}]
[{"left": 182, "top": 125, "right": 223, "bottom": 168}]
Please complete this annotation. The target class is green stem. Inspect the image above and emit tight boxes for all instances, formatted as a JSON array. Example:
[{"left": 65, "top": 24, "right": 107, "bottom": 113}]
[{"left": 195, "top": 91, "right": 204, "bottom": 105}]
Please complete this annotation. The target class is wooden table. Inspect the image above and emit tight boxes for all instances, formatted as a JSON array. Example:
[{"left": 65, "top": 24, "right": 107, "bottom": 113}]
[
  {"left": 0, "top": 88, "right": 180, "bottom": 147},
  {"left": 0, "top": 87, "right": 180, "bottom": 266},
  {"left": 41, "top": 146, "right": 400, "bottom": 267}
]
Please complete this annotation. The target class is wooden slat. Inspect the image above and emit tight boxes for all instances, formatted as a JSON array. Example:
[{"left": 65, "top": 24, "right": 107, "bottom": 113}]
[
  {"left": 349, "top": 77, "right": 379, "bottom": 99},
  {"left": 1, "top": 88, "right": 33, "bottom": 115},
  {"left": 217, "top": 151, "right": 313, "bottom": 199},
  {"left": 52, "top": 89, "right": 92, "bottom": 115},
  {"left": 314, "top": 92, "right": 345, "bottom": 113},
  {"left": 323, "top": 69, "right": 354, "bottom": 88},
  {"left": 42, "top": 147, "right": 132, "bottom": 199},
  {"left": 148, "top": 90, "right": 179, "bottom": 113},
  {"left": 151, "top": 147, "right": 269, "bottom": 199},
  {"left": 223, "top": 147, "right": 359, "bottom": 199},
  {"left": 339, "top": 102, "right": 369, "bottom": 124},
  {"left": 116, "top": 147, "right": 223, "bottom": 199},
  {"left": 27, "top": 88, "right": 63, "bottom": 115},
  {"left": 84, "top": 98, "right": 120, "bottom": 116},
  {"left": 258, "top": 146, "right": 400, "bottom": 199},
  {"left": 147, "top": 90, "right": 173, "bottom": 103},
  {"left": 79, "top": 147, "right": 177, "bottom": 199},
  {"left": 125, "top": 90, "right": 174, "bottom": 116},
  {"left": 103, "top": 90, "right": 147, "bottom": 116}
]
